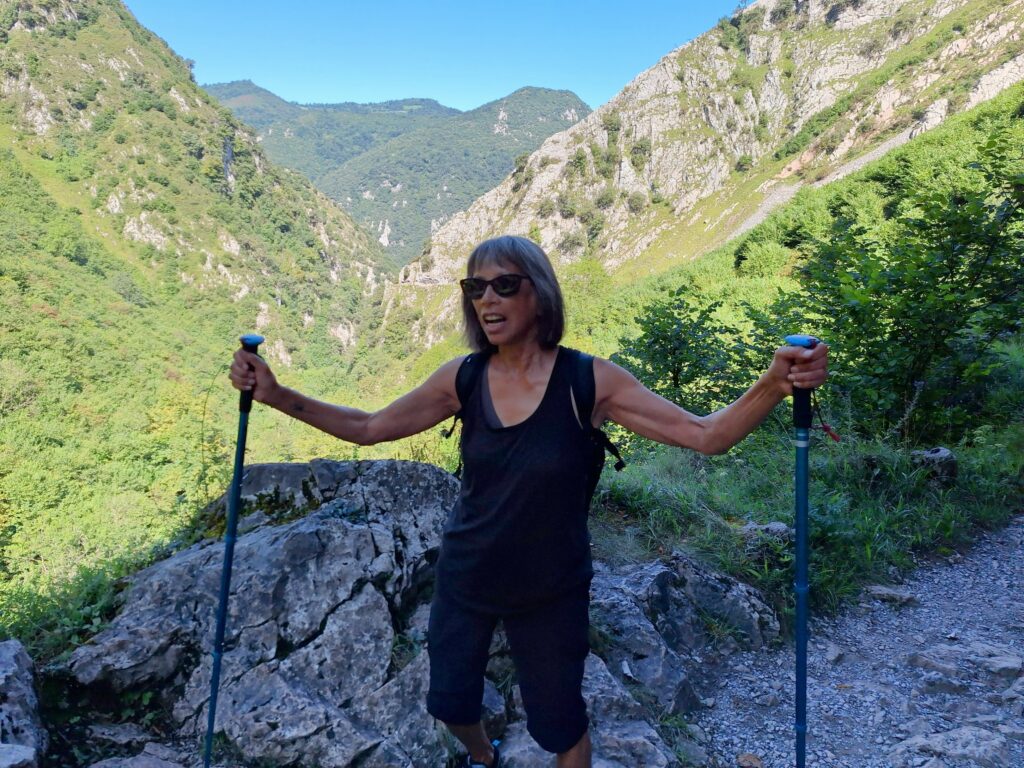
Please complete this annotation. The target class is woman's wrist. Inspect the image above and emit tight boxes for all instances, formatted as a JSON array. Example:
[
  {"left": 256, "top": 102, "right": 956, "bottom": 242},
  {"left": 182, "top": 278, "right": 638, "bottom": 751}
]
[{"left": 262, "top": 382, "right": 288, "bottom": 410}]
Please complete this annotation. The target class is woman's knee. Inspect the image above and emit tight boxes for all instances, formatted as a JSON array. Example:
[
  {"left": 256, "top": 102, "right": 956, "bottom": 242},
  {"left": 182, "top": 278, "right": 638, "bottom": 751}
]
[{"left": 524, "top": 700, "right": 589, "bottom": 754}]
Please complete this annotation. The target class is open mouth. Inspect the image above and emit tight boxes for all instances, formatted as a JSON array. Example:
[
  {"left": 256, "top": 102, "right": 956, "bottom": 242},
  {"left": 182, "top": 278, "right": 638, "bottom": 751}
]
[{"left": 482, "top": 314, "right": 506, "bottom": 327}]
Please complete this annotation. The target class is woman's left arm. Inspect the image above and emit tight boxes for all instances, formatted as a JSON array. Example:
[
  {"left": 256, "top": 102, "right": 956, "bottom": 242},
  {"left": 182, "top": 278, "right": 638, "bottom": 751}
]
[{"left": 593, "top": 344, "right": 829, "bottom": 455}]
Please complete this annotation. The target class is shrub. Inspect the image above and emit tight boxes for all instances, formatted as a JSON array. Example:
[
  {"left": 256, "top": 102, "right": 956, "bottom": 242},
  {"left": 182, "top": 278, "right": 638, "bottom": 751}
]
[
  {"left": 559, "top": 230, "right": 586, "bottom": 252},
  {"left": 557, "top": 193, "right": 577, "bottom": 218},
  {"left": 629, "top": 139, "right": 651, "bottom": 173},
  {"left": 627, "top": 192, "right": 647, "bottom": 214},
  {"left": 595, "top": 187, "right": 616, "bottom": 209},
  {"left": 568, "top": 148, "right": 587, "bottom": 177},
  {"left": 734, "top": 240, "right": 793, "bottom": 277}
]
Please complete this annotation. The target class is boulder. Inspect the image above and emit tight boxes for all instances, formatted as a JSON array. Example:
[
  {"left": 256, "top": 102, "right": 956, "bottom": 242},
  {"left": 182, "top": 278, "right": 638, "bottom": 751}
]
[
  {"left": 888, "top": 726, "right": 1010, "bottom": 768},
  {"left": 70, "top": 460, "right": 457, "bottom": 767},
  {"left": 910, "top": 446, "right": 958, "bottom": 487}
]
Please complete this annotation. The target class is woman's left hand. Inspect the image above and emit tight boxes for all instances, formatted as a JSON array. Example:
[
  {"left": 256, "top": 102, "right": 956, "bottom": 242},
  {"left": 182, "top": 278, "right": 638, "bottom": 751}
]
[{"left": 767, "top": 342, "right": 829, "bottom": 396}]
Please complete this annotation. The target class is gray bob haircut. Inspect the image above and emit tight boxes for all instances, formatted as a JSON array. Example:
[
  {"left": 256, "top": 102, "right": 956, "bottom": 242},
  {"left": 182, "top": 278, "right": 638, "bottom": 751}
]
[{"left": 462, "top": 235, "right": 566, "bottom": 352}]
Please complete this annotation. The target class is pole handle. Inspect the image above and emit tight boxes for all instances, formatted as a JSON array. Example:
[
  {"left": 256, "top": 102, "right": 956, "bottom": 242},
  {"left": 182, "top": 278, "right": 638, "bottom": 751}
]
[
  {"left": 785, "top": 334, "right": 818, "bottom": 429},
  {"left": 238, "top": 333, "right": 264, "bottom": 414}
]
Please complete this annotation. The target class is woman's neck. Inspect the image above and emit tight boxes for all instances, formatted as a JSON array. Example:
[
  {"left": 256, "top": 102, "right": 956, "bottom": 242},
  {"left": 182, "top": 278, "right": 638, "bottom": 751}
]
[{"left": 492, "top": 340, "right": 554, "bottom": 376}]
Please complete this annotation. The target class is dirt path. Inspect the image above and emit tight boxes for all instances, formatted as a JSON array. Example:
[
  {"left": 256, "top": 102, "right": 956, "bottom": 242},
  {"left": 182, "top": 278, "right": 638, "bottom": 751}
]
[{"left": 693, "top": 514, "right": 1024, "bottom": 768}]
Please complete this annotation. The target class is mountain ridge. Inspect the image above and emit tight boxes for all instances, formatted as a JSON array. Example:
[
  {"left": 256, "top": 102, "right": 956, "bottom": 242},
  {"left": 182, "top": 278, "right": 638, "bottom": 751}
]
[
  {"left": 207, "top": 80, "right": 591, "bottom": 263},
  {"left": 387, "top": 0, "right": 1024, "bottom": 349}
]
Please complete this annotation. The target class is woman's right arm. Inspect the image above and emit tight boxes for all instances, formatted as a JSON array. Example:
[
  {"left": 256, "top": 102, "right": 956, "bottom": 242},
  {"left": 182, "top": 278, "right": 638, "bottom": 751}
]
[{"left": 229, "top": 349, "right": 463, "bottom": 446}]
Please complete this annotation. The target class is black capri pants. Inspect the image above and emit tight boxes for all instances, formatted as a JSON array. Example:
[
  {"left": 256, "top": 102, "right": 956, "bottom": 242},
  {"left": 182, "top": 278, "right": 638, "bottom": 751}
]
[{"left": 426, "top": 582, "right": 591, "bottom": 754}]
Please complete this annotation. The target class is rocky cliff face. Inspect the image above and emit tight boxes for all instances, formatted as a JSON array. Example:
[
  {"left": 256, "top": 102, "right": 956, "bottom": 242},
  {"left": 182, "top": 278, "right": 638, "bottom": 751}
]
[{"left": 386, "top": 0, "right": 1024, "bottom": 347}]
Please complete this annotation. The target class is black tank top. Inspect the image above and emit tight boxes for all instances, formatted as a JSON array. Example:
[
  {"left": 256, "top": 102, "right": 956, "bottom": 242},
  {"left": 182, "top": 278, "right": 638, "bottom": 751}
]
[{"left": 435, "top": 346, "right": 594, "bottom": 613}]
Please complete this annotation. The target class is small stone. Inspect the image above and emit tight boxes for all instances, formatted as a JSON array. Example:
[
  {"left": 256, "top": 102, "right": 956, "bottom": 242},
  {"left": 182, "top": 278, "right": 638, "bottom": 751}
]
[
  {"left": 867, "top": 585, "right": 919, "bottom": 606},
  {"left": 998, "top": 723, "right": 1024, "bottom": 740},
  {"left": 915, "top": 671, "right": 968, "bottom": 695},
  {"left": 825, "top": 641, "right": 844, "bottom": 664}
]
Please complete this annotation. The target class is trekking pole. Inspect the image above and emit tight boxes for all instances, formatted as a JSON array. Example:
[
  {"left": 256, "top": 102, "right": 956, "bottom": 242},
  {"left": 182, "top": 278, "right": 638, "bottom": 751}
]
[
  {"left": 203, "top": 333, "right": 264, "bottom": 768},
  {"left": 784, "top": 333, "right": 818, "bottom": 768}
]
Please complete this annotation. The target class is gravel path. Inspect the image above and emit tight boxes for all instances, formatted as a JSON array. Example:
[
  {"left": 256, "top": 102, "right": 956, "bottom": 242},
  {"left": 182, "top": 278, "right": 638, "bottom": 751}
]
[{"left": 693, "top": 514, "right": 1024, "bottom": 768}]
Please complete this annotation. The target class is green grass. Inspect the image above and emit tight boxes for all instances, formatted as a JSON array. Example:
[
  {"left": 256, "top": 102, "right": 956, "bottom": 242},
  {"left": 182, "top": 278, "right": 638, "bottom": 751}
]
[{"left": 591, "top": 412, "right": 1023, "bottom": 629}]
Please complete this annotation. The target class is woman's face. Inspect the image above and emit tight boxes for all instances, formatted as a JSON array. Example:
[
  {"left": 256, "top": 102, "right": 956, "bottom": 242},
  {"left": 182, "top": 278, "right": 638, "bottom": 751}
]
[{"left": 471, "top": 260, "right": 540, "bottom": 348}]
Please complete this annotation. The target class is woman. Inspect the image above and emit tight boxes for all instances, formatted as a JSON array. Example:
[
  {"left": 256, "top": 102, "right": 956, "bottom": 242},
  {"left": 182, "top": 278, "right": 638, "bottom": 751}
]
[{"left": 230, "top": 235, "right": 828, "bottom": 768}]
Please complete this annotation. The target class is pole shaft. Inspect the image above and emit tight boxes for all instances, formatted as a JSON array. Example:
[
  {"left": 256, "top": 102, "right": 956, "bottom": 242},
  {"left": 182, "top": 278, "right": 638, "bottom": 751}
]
[
  {"left": 794, "top": 423, "right": 809, "bottom": 768},
  {"left": 203, "top": 395, "right": 254, "bottom": 766}
]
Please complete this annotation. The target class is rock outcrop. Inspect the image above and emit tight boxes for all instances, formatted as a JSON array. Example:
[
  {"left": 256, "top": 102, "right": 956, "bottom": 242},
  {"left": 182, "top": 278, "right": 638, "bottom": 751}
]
[
  {"left": 0, "top": 640, "right": 47, "bottom": 768},
  {"left": 60, "top": 459, "right": 779, "bottom": 767}
]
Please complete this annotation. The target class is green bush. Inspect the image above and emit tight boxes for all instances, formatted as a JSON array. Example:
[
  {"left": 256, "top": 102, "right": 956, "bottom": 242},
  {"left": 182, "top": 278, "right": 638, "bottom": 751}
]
[
  {"left": 734, "top": 241, "right": 793, "bottom": 277},
  {"left": 629, "top": 139, "right": 651, "bottom": 173},
  {"left": 595, "top": 187, "right": 616, "bottom": 209},
  {"left": 557, "top": 193, "right": 577, "bottom": 218},
  {"left": 627, "top": 192, "right": 647, "bottom": 214}
]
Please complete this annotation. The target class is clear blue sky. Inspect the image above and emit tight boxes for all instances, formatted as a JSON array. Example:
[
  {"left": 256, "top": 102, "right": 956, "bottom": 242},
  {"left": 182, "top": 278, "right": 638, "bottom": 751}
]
[{"left": 123, "top": 1, "right": 739, "bottom": 111}]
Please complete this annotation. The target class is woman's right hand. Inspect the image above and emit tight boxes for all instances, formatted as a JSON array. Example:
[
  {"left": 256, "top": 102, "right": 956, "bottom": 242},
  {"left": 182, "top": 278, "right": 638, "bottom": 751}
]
[{"left": 229, "top": 348, "right": 280, "bottom": 405}]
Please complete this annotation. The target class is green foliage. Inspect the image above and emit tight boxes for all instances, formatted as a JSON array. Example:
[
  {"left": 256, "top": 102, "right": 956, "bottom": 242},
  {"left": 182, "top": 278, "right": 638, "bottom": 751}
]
[
  {"left": 626, "top": 84, "right": 1024, "bottom": 443},
  {"left": 627, "top": 191, "right": 647, "bottom": 214},
  {"left": 734, "top": 241, "right": 793, "bottom": 277},
  {"left": 536, "top": 197, "right": 555, "bottom": 218},
  {"left": 595, "top": 187, "right": 616, "bottom": 209},
  {"left": 735, "top": 154, "right": 753, "bottom": 172},
  {"left": 557, "top": 192, "right": 578, "bottom": 218},
  {"left": 613, "top": 296, "right": 761, "bottom": 418},
  {"left": 568, "top": 147, "right": 588, "bottom": 177},
  {"left": 601, "top": 110, "right": 622, "bottom": 138},
  {"left": 717, "top": 6, "right": 766, "bottom": 55},
  {"left": 593, "top": 422, "right": 1021, "bottom": 622},
  {"left": 770, "top": 0, "right": 796, "bottom": 25},
  {"left": 629, "top": 139, "right": 651, "bottom": 173},
  {"left": 559, "top": 230, "right": 586, "bottom": 253},
  {"left": 208, "top": 82, "right": 592, "bottom": 264},
  {"left": 782, "top": 131, "right": 1022, "bottom": 438}
]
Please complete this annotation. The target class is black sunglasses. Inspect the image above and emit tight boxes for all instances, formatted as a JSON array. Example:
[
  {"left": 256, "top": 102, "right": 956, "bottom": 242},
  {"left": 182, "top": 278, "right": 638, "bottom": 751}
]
[{"left": 459, "top": 273, "right": 533, "bottom": 300}]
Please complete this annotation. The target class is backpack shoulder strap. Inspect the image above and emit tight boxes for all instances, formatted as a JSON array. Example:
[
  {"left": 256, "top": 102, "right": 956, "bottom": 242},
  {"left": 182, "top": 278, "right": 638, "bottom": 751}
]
[
  {"left": 455, "top": 351, "right": 488, "bottom": 413},
  {"left": 569, "top": 348, "right": 597, "bottom": 431},
  {"left": 443, "top": 350, "right": 491, "bottom": 438},
  {"left": 568, "top": 348, "right": 626, "bottom": 472}
]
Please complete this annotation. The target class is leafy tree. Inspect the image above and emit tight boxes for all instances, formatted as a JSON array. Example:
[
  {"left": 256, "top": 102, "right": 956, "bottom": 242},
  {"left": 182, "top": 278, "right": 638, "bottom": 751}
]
[
  {"left": 614, "top": 296, "right": 760, "bottom": 416},
  {"left": 770, "top": 130, "right": 1024, "bottom": 438}
]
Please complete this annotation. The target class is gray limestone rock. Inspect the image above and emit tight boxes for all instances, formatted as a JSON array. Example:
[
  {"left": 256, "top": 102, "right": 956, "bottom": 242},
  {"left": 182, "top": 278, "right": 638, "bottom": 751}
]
[
  {"left": 888, "top": 726, "right": 1010, "bottom": 768},
  {"left": 670, "top": 552, "right": 780, "bottom": 650},
  {"left": 69, "top": 460, "right": 457, "bottom": 768},
  {"left": 866, "top": 584, "right": 919, "bottom": 606},
  {"left": 910, "top": 447, "right": 958, "bottom": 487},
  {"left": 0, "top": 640, "right": 47, "bottom": 765},
  {"left": 0, "top": 746, "right": 38, "bottom": 768},
  {"left": 590, "top": 563, "right": 702, "bottom": 715}
]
